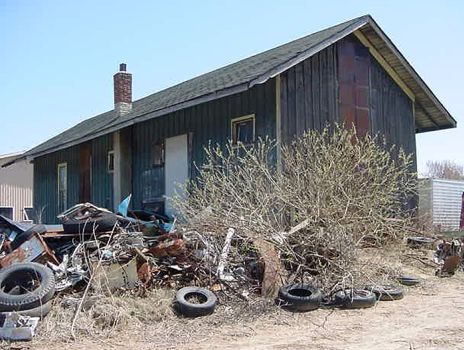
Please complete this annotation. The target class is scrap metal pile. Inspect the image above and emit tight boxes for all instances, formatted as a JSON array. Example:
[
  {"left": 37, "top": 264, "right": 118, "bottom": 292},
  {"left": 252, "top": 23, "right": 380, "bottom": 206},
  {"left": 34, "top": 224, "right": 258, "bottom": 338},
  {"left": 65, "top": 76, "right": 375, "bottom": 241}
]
[{"left": 0, "top": 198, "right": 239, "bottom": 340}]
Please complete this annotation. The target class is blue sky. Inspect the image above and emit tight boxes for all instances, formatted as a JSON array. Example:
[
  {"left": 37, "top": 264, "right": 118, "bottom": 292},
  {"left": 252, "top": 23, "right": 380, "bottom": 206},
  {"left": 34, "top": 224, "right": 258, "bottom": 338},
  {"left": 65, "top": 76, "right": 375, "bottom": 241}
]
[{"left": 0, "top": 0, "right": 462, "bottom": 175}]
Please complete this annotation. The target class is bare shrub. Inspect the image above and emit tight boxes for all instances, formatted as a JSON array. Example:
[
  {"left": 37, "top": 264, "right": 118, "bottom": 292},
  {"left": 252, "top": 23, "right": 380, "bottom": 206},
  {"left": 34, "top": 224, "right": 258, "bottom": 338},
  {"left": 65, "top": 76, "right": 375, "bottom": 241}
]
[
  {"left": 173, "top": 126, "right": 417, "bottom": 293},
  {"left": 426, "top": 160, "right": 464, "bottom": 180}
]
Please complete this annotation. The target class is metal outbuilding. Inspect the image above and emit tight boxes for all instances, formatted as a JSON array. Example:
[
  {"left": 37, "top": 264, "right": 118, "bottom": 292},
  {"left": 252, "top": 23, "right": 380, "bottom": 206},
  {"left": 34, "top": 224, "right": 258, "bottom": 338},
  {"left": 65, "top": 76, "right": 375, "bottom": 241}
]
[{"left": 419, "top": 178, "right": 464, "bottom": 231}]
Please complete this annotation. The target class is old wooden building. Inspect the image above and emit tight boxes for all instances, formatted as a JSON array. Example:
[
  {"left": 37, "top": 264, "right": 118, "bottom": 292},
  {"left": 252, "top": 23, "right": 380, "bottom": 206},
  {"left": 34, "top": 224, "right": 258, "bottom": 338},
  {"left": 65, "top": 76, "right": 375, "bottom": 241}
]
[{"left": 8, "top": 15, "right": 456, "bottom": 223}]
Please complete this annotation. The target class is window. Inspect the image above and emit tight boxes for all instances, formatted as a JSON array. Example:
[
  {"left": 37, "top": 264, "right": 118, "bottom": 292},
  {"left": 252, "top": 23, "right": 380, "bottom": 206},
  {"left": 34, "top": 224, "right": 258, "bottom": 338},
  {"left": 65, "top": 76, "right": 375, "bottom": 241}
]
[
  {"left": 23, "top": 207, "right": 34, "bottom": 221},
  {"left": 107, "top": 151, "right": 115, "bottom": 173},
  {"left": 231, "top": 115, "right": 255, "bottom": 145},
  {"left": 152, "top": 142, "right": 165, "bottom": 166},
  {"left": 57, "top": 163, "right": 67, "bottom": 213},
  {"left": 0, "top": 207, "right": 13, "bottom": 219}
]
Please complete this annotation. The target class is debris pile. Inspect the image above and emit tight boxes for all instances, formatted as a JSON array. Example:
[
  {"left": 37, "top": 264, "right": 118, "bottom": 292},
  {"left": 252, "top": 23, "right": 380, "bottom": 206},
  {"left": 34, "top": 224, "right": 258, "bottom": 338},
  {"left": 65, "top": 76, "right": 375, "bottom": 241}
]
[{"left": 434, "top": 237, "right": 463, "bottom": 276}]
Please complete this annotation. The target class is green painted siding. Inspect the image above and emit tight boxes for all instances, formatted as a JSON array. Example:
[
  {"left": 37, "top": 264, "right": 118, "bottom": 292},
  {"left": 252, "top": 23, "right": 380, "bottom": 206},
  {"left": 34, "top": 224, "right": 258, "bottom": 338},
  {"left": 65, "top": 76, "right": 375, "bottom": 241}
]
[
  {"left": 34, "top": 135, "right": 113, "bottom": 223},
  {"left": 131, "top": 79, "right": 276, "bottom": 210},
  {"left": 91, "top": 134, "right": 114, "bottom": 210},
  {"left": 33, "top": 146, "right": 80, "bottom": 223}
]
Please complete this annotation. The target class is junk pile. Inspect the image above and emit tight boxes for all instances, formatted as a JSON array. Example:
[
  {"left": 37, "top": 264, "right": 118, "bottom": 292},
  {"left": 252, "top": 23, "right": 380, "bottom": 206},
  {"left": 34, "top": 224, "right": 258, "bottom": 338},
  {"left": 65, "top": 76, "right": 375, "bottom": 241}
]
[
  {"left": 434, "top": 237, "right": 463, "bottom": 277},
  {"left": 0, "top": 196, "right": 460, "bottom": 341},
  {"left": 0, "top": 197, "right": 195, "bottom": 339}
]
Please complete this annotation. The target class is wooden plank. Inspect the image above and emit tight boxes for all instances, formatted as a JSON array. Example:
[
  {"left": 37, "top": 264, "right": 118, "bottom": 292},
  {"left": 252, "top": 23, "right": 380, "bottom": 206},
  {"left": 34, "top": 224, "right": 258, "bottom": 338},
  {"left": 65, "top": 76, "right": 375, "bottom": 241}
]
[
  {"left": 303, "top": 59, "right": 313, "bottom": 131},
  {"left": 280, "top": 72, "right": 288, "bottom": 144},
  {"left": 353, "top": 30, "right": 415, "bottom": 102},
  {"left": 326, "top": 46, "right": 336, "bottom": 125},
  {"left": 286, "top": 66, "right": 296, "bottom": 139},
  {"left": 311, "top": 54, "right": 321, "bottom": 131},
  {"left": 320, "top": 49, "right": 329, "bottom": 129},
  {"left": 275, "top": 75, "right": 282, "bottom": 171},
  {"left": 79, "top": 142, "right": 91, "bottom": 203},
  {"left": 295, "top": 63, "right": 305, "bottom": 136}
]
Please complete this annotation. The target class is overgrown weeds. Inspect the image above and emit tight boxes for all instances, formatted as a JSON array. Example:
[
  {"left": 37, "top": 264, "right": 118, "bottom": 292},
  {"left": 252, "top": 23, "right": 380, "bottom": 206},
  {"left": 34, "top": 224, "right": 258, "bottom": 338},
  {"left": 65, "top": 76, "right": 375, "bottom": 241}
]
[{"left": 173, "top": 126, "right": 417, "bottom": 293}]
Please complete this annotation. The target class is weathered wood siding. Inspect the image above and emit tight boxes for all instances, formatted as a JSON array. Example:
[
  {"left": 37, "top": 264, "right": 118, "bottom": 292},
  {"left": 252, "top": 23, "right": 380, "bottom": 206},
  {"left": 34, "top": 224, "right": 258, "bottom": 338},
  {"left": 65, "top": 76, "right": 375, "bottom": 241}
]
[
  {"left": 281, "top": 34, "right": 416, "bottom": 168},
  {"left": 131, "top": 79, "right": 276, "bottom": 210},
  {"left": 280, "top": 45, "right": 339, "bottom": 143},
  {"left": 369, "top": 57, "right": 416, "bottom": 168},
  {"left": 338, "top": 35, "right": 370, "bottom": 136},
  {"left": 34, "top": 134, "right": 114, "bottom": 223}
]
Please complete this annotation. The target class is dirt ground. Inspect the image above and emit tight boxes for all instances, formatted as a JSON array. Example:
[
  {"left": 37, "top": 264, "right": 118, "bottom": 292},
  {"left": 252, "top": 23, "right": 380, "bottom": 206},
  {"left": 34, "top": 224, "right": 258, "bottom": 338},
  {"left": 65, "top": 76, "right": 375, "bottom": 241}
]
[
  {"left": 5, "top": 255, "right": 464, "bottom": 350},
  {"left": 0, "top": 246, "right": 464, "bottom": 350}
]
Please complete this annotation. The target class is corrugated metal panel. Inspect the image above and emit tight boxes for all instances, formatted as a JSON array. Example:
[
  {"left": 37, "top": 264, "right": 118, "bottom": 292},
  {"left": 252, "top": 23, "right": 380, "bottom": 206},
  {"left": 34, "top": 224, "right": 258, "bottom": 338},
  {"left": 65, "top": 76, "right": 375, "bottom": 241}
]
[
  {"left": 431, "top": 179, "right": 464, "bottom": 230},
  {"left": 132, "top": 79, "right": 276, "bottom": 210},
  {"left": 418, "top": 178, "right": 432, "bottom": 219},
  {"left": 0, "top": 184, "right": 33, "bottom": 221}
]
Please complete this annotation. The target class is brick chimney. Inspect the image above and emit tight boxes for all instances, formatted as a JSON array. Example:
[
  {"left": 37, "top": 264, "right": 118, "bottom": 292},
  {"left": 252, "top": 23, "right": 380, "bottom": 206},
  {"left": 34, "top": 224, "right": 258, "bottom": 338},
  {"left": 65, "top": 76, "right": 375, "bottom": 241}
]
[{"left": 113, "top": 63, "right": 132, "bottom": 116}]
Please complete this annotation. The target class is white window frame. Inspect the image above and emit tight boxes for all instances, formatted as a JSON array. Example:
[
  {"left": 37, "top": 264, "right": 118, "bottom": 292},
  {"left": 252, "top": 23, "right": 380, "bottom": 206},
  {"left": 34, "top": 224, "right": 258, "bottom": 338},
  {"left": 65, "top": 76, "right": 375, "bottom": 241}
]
[
  {"left": 23, "top": 207, "right": 34, "bottom": 221},
  {"left": 57, "top": 162, "right": 68, "bottom": 212},
  {"left": 231, "top": 114, "right": 256, "bottom": 146},
  {"left": 0, "top": 206, "right": 14, "bottom": 220},
  {"left": 107, "top": 150, "right": 115, "bottom": 173}
]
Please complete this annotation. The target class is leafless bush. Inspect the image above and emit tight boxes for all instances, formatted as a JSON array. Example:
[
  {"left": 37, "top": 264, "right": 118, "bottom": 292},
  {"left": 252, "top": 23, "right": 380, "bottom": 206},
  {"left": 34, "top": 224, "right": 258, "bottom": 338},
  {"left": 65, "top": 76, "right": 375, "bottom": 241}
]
[
  {"left": 173, "top": 126, "right": 417, "bottom": 293},
  {"left": 426, "top": 160, "right": 464, "bottom": 180}
]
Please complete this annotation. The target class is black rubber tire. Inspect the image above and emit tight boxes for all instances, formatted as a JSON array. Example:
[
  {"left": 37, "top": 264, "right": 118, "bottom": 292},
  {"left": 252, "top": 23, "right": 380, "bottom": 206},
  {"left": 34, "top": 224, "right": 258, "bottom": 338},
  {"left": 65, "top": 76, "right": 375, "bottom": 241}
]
[
  {"left": 11, "top": 224, "right": 47, "bottom": 251},
  {"left": 62, "top": 213, "right": 117, "bottom": 234},
  {"left": 174, "top": 287, "right": 217, "bottom": 317},
  {"left": 407, "top": 236, "right": 435, "bottom": 248},
  {"left": 366, "top": 285, "right": 404, "bottom": 301},
  {"left": 278, "top": 283, "right": 322, "bottom": 312},
  {"left": 398, "top": 275, "right": 421, "bottom": 286},
  {"left": 0, "top": 262, "right": 56, "bottom": 312},
  {"left": 0, "top": 300, "right": 52, "bottom": 319},
  {"left": 334, "top": 289, "right": 376, "bottom": 309}
]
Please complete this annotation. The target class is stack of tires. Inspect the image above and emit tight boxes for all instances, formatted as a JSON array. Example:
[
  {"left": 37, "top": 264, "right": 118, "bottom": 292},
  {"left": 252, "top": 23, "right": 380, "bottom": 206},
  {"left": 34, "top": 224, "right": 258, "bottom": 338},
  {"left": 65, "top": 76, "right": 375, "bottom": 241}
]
[
  {"left": 277, "top": 282, "right": 409, "bottom": 312},
  {"left": 0, "top": 263, "right": 55, "bottom": 318}
]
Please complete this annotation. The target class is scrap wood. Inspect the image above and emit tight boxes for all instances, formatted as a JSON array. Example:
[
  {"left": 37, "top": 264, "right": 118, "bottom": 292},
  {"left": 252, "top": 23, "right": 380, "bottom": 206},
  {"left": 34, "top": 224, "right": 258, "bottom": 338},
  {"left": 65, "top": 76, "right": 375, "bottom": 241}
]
[
  {"left": 217, "top": 228, "right": 235, "bottom": 281},
  {"left": 274, "top": 219, "right": 310, "bottom": 243},
  {"left": 254, "top": 239, "right": 285, "bottom": 299}
]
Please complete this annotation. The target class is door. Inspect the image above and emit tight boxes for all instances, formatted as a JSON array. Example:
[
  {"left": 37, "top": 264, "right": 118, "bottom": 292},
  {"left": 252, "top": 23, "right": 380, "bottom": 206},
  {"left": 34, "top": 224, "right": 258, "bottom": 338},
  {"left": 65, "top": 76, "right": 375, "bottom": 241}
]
[{"left": 165, "top": 134, "right": 189, "bottom": 216}]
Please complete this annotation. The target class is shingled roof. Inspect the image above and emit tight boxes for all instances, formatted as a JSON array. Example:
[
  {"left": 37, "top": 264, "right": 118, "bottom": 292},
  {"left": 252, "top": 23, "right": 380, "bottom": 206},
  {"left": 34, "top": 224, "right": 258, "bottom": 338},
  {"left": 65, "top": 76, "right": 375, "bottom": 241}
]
[{"left": 14, "top": 15, "right": 457, "bottom": 163}]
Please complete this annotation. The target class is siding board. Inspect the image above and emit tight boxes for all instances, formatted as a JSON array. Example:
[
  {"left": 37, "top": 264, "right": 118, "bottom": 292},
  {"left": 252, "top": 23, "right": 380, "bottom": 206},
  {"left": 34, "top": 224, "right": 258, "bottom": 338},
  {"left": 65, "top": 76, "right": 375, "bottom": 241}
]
[{"left": 280, "top": 45, "right": 339, "bottom": 140}]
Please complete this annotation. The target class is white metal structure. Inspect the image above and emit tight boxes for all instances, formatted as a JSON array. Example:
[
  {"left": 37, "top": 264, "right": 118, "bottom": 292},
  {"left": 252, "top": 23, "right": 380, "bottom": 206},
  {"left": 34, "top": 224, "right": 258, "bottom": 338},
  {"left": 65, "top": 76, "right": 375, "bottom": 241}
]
[
  {"left": 0, "top": 152, "right": 33, "bottom": 222},
  {"left": 419, "top": 178, "right": 464, "bottom": 230}
]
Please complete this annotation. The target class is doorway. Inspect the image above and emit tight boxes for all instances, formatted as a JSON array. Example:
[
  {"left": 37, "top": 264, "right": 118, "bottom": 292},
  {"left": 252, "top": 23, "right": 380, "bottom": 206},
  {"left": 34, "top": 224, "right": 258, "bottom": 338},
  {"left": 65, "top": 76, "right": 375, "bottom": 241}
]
[{"left": 164, "top": 134, "right": 189, "bottom": 216}]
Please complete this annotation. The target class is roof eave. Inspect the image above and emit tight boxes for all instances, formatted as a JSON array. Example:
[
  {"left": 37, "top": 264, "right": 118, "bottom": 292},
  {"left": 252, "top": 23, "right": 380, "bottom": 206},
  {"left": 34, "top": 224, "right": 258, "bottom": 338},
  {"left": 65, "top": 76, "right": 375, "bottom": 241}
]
[{"left": 364, "top": 16, "right": 457, "bottom": 131}]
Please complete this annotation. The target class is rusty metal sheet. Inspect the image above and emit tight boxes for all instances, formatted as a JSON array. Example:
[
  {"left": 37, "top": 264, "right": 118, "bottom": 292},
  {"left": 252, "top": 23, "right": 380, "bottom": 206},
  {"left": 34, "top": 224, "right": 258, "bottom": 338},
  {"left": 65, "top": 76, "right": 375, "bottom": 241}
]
[{"left": 0, "top": 233, "right": 58, "bottom": 268}]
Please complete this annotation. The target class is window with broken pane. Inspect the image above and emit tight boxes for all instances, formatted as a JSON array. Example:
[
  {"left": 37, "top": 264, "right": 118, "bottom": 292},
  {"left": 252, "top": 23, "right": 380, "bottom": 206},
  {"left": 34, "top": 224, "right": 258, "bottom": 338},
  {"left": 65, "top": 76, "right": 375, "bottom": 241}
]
[
  {"left": 152, "top": 143, "right": 165, "bottom": 166},
  {"left": 231, "top": 116, "right": 255, "bottom": 145}
]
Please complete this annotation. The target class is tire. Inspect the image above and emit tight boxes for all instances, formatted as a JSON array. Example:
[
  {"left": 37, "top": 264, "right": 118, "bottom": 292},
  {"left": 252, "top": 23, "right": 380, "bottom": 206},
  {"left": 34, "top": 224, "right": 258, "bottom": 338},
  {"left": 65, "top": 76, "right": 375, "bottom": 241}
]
[
  {"left": 334, "top": 289, "right": 376, "bottom": 309},
  {"left": 0, "top": 300, "right": 53, "bottom": 319},
  {"left": 398, "top": 275, "right": 421, "bottom": 286},
  {"left": 11, "top": 224, "right": 47, "bottom": 251},
  {"left": 174, "top": 287, "right": 217, "bottom": 317},
  {"left": 62, "top": 213, "right": 117, "bottom": 234},
  {"left": 0, "top": 262, "right": 55, "bottom": 312},
  {"left": 366, "top": 285, "right": 404, "bottom": 301},
  {"left": 407, "top": 237, "right": 435, "bottom": 248},
  {"left": 278, "top": 283, "right": 322, "bottom": 312}
]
